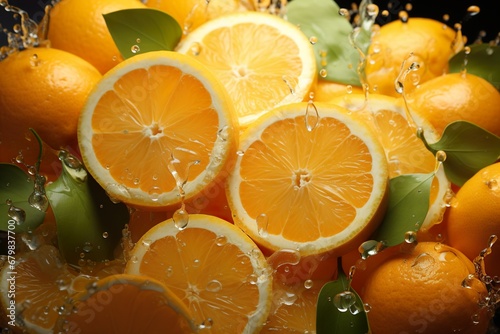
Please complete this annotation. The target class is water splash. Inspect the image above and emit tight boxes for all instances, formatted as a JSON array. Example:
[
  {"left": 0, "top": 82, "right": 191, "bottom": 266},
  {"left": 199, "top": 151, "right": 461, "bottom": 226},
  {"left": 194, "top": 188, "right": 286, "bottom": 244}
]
[{"left": 0, "top": 0, "right": 44, "bottom": 60}]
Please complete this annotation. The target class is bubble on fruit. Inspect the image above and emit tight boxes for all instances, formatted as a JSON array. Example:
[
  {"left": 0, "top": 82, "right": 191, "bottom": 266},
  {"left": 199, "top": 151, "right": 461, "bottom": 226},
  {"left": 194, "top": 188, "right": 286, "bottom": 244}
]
[
  {"left": 267, "top": 248, "right": 301, "bottom": 270},
  {"left": 282, "top": 75, "right": 296, "bottom": 95},
  {"left": 190, "top": 42, "right": 201, "bottom": 56},
  {"left": 304, "top": 100, "right": 319, "bottom": 131},
  {"left": 215, "top": 235, "right": 227, "bottom": 246},
  {"left": 256, "top": 213, "right": 269, "bottom": 237},
  {"left": 173, "top": 207, "right": 189, "bottom": 230},
  {"left": 199, "top": 318, "right": 213, "bottom": 329},
  {"left": 206, "top": 279, "right": 222, "bottom": 293}
]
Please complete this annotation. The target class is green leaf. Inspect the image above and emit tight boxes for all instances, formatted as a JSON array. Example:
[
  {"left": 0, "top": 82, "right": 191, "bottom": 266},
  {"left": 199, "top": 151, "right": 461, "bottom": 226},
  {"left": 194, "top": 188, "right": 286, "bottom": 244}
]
[
  {"left": 287, "top": 0, "right": 365, "bottom": 86},
  {"left": 46, "top": 152, "right": 129, "bottom": 266},
  {"left": 316, "top": 258, "right": 369, "bottom": 333},
  {"left": 370, "top": 173, "right": 433, "bottom": 247},
  {"left": 0, "top": 164, "right": 46, "bottom": 233},
  {"left": 104, "top": 8, "right": 182, "bottom": 59},
  {"left": 420, "top": 121, "right": 500, "bottom": 186},
  {"left": 449, "top": 44, "right": 500, "bottom": 90}
]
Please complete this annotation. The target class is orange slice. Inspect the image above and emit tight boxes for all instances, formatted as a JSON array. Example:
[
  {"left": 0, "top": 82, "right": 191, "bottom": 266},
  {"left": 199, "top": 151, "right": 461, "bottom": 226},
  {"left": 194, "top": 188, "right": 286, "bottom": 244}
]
[
  {"left": 125, "top": 214, "right": 273, "bottom": 333},
  {"left": 54, "top": 274, "right": 196, "bottom": 333},
  {"left": 176, "top": 11, "right": 317, "bottom": 129},
  {"left": 78, "top": 50, "right": 238, "bottom": 209},
  {"left": 330, "top": 93, "right": 451, "bottom": 230},
  {"left": 0, "top": 245, "right": 75, "bottom": 333},
  {"left": 226, "top": 102, "right": 389, "bottom": 256}
]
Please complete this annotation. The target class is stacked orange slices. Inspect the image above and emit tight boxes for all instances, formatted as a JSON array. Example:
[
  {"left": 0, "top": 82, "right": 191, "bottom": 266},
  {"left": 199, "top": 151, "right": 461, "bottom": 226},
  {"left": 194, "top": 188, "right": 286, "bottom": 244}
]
[{"left": 329, "top": 93, "right": 451, "bottom": 230}]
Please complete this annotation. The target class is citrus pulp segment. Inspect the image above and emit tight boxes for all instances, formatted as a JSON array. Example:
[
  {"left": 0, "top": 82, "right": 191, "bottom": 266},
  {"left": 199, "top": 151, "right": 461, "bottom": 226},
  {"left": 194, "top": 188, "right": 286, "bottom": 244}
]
[
  {"left": 54, "top": 274, "right": 197, "bottom": 333},
  {"left": 226, "top": 102, "right": 389, "bottom": 256},
  {"left": 78, "top": 50, "right": 238, "bottom": 209},
  {"left": 330, "top": 93, "right": 451, "bottom": 230},
  {"left": 125, "top": 214, "right": 273, "bottom": 333},
  {"left": 0, "top": 245, "right": 74, "bottom": 333},
  {"left": 175, "top": 11, "right": 317, "bottom": 129}
]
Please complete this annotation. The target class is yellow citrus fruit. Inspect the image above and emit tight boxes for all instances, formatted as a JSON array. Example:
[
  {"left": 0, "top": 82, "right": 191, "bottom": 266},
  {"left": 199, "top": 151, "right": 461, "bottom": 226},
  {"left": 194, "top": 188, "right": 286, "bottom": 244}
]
[
  {"left": 330, "top": 93, "right": 451, "bottom": 230},
  {"left": 226, "top": 102, "right": 389, "bottom": 256},
  {"left": 364, "top": 17, "right": 456, "bottom": 97},
  {"left": 144, "top": 0, "right": 249, "bottom": 35},
  {"left": 360, "top": 242, "right": 491, "bottom": 334},
  {"left": 445, "top": 162, "right": 500, "bottom": 278},
  {"left": 313, "top": 79, "right": 364, "bottom": 102},
  {"left": 0, "top": 245, "right": 75, "bottom": 333},
  {"left": 47, "top": 0, "right": 146, "bottom": 74},
  {"left": 176, "top": 11, "right": 317, "bottom": 129},
  {"left": 54, "top": 274, "right": 197, "bottom": 333},
  {"left": 125, "top": 214, "right": 273, "bottom": 333},
  {"left": 0, "top": 47, "right": 101, "bottom": 171},
  {"left": 77, "top": 50, "right": 238, "bottom": 209},
  {"left": 404, "top": 72, "right": 500, "bottom": 137}
]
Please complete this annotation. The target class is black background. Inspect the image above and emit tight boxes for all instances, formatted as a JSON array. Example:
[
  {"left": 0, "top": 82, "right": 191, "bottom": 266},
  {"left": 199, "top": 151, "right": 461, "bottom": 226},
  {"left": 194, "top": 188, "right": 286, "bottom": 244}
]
[{"left": 0, "top": 0, "right": 498, "bottom": 47}]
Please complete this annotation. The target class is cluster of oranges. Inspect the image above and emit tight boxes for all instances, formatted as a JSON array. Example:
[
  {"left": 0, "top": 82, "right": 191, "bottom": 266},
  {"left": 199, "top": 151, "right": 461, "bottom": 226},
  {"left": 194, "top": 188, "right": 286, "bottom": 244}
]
[{"left": 0, "top": 0, "right": 499, "bottom": 333}]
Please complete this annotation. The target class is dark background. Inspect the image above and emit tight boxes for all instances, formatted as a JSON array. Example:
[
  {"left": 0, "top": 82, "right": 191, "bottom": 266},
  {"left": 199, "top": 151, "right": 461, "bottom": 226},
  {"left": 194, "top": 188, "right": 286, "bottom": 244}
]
[{"left": 0, "top": 0, "right": 498, "bottom": 47}]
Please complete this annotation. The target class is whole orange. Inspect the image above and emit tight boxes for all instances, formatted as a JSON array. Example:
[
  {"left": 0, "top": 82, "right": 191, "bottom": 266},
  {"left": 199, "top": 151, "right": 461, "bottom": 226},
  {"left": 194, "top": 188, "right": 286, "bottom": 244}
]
[
  {"left": 360, "top": 242, "right": 490, "bottom": 334},
  {"left": 47, "top": 0, "right": 146, "bottom": 74},
  {"left": 364, "top": 17, "right": 456, "bottom": 97},
  {"left": 404, "top": 72, "right": 500, "bottom": 137},
  {"left": 445, "top": 162, "right": 500, "bottom": 278},
  {"left": 0, "top": 47, "right": 101, "bottom": 172}
]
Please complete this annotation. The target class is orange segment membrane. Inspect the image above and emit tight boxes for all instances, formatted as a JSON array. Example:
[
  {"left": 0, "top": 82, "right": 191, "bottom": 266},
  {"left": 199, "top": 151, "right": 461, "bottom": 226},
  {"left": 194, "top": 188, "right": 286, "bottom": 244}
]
[
  {"left": 90, "top": 65, "right": 219, "bottom": 193},
  {"left": 239, "top": 116, "right": 374, "bottom": 242}
]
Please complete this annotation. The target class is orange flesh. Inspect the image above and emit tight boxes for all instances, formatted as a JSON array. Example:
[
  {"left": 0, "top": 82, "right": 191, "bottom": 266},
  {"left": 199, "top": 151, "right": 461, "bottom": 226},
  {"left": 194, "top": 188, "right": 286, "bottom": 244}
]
[
  {"left": 139, "top": 228, "right": 261, "bottom": 330},
  {"left": 91, "top": 65, "right": 219, "bottom": 193},
  {"left": 239, "top": 116, "right": 374, "bottom": 242},
  {"left": 194, "top": 23, "right": 303, "bottom": 118},
  {"left": 368, "top": 108, "right": 440, "bottom": 204},
  {"left": 62, "top": 284, "right": 192, "bottom": 333}
]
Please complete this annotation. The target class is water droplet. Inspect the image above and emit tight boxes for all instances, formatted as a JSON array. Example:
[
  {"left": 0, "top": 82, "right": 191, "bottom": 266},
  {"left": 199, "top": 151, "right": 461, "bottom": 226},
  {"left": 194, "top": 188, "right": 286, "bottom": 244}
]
[
  {"left": 192, "top": 258, "right": 200, "bottom": 267},
  {"left": 486, "top": 179, "right": 499, "bottom": 190},
  {"left": 359, "top": 240, "right": 386, "bottom": 259},
  {"left": 82, "top": 242, "right": 93, "bottom": 253},
  {"left": 29, "top": 53, "right": 39, "bottom": 66},
  {"left": 166, "top": 265, "right": 174, "bottom": 277},
  {"left": 131, "top": 45, "right": 140, "bottom": 53},
  {"left": 206, "top": 279, "right": 222, "bottom": 292},
  {"left": 102, "top": 232, "right": 109, "bottom": 239},
  {"left": 257, "top": 213, "right": 269, "bottom": 237},
  {"left": 338, "top": 8, "right": 349, "bottom": 17},
  {"left": 190, "top": 42, "right": 201, "bottom": 55},
  {"left": 363, "top": 303, "right": 371, "bottom": 312},
  {"left": 309, "top": 36, "right": 318, "bottom": 45},
  {"left": 215, "top": 235, "right": 227, "bottom": 246},
  {"left": 404, "top": 230, "right": 418, "bottom": 243},
  {"left": 136, "top": 37, "right": 141, "bottom": 43},
  {"left": 304, "top": 101, "right": 319, "bottom": 131},
  {"left": 7, "top": 201, "right": 26, "bottom": 224},
  {"left": 199, "top": 318, "right": 213, "bottom": 329},
  {"left": 435, "top": 150, "right": 447, "bottom": 163},
  {"left": 236, "top": 150, "right": 245, "bottom": 156},
  {"left": 142, "top": 239, "right": 152, "bottom": 247},
  {"left": 148, "top": 186, "right": 161, "bottom": 202},
  {"left": 319, "top": 68, "right": 328, "bottom": 78},
  {"left": 333, "top": 291, "right": 356, "bottom": 312},
  {"left": 173, "top": 208, "right": 189, "bottom": 230},
  {"left": 411, "top": 252, "right": 435, "bottom": 270},
  {"left": 304, "top": 279, "right": 313, "bottom": 289}
]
